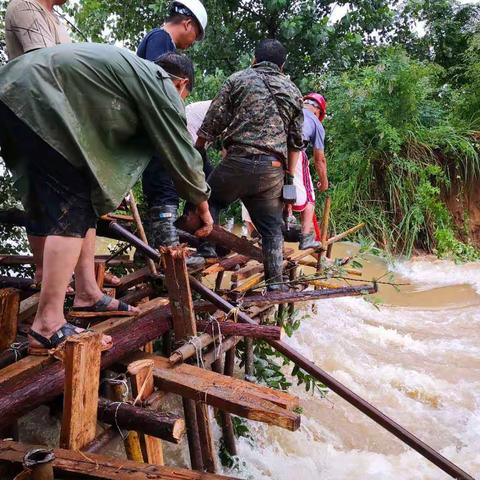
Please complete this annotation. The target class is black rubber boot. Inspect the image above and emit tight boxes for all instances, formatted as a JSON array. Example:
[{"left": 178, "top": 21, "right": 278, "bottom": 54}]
[
  {"left": 149, "top": 205, "right": 204, "bottom": 269},
  {"left": 262, "top": 236, "right": 288, "bottom": 291},
  {"left": 150, "top": 205, "right": 179, "bottom": 247},
  {"left": 299, "top": 232, "right": 321, "bottom": 250}
]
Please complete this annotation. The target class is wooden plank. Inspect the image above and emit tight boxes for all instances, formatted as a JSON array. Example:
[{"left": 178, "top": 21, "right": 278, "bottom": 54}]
[
  {"left": 124, "top": 353, "right": 300, "bottom": 431},
  {"left": 202, "top": 255, "right": 250, "bottom": 275},
  {"left": 161, "top": 246, "right": 196, "bottom": 339},
  {"left": 0, "top": 289, "right": 19, "bottom": 351},
  {"left": 60, "top": 331, "right": 102, "bottom": 450},
  {"left": 0, "top": 441, "right": 239, "bottom": 479},
  {"left": 128, "top": 359, "right": 165, "bottom": 463}
]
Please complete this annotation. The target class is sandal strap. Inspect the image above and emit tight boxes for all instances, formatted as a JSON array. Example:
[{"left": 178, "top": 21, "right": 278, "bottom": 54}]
[
  {"left": 117, "top": 300, "right": 130, "bottom": 312},
  {"left": 92, "top": 294, "right": 114, "bottom": 311},
  {"left": 28, "top": 329, "right": 53, "bottom": 348}
]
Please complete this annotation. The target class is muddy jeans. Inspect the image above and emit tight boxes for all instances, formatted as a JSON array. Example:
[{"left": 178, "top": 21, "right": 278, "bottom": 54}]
[{"left": 207, "top": 154, "right": 284, "bottom": 239}]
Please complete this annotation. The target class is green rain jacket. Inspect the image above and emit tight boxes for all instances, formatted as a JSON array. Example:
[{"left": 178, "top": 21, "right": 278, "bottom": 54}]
[{"left": 0, "top": 43, "right": 210, "bottom": 215}]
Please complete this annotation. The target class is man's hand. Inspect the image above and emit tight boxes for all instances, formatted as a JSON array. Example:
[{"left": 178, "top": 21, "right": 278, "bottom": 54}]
[
  {"left": 194, "top": 200, "right": 214, "bottom": 237},
  {"left": 317, "top": 179, "right": 329, "bottom": 192}
]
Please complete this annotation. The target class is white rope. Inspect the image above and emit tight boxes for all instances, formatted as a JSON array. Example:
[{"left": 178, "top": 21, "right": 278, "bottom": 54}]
[
  {"left": 208, "top": 315, "right": 223, "bottom": 361},
  {"left": 104, "top": 375, "right": 130, "bottom": 441},
  {"left": 187, "top": 336, "right": 205, "bottom": 369}
]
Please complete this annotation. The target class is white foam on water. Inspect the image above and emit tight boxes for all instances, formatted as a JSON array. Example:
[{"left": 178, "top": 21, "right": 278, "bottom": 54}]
[
  {"left": 391, "top": 258, "right": 480, "bottom": 294},
  {"left": 222, "top": 260, "right": 480, "bottom": 480}
]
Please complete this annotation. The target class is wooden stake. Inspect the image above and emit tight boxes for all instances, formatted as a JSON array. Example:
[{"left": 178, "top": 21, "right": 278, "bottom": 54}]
[
  {"left": 244, "top": 338, "right": 254, "bottom": 381},
  {"left": 128, "top": 359, "right": 164, "bottom": 465},
  {"left": 183, "top": 398, "right": 204, "bottom": 471},
  {"left": 0, "top": 289, "right": 19, "bottom": 351},
  {"left": 196, "top": 402, "right": 218, "bottom": 473},
  {"left": 128, "top": 190, "right": 158, "bottom": 276},
  {"left": 59, "top": 331, "right": 102, "bottom": 450}
]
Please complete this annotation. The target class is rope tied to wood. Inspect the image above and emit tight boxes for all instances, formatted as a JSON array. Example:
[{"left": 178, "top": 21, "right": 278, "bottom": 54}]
[
  {"left": 103, "top": 374, "right": 130, "bottom": 440},
  {"left": 207, "top": 315, "right": 223, "bottom": 361},
  {"left": 8, "top": 342, "right": 23, "bottom": 363},
  {"left": 186, "top": 336, "right": 205, "bottom": 369}
]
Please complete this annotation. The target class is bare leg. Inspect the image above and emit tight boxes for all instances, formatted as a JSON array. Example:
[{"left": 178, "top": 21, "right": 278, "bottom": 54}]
[
  {"left": 73, "top": 229, "right": 139, "bottom": 313},
  {"left": 28, "top": 235, "right": 45, "bottom": 284},
  {"left": 300, "top": 203, "right": 315, "bottom": 234},
  {"left": 29, "top": 234, "right": 112, "bottom": 347}
]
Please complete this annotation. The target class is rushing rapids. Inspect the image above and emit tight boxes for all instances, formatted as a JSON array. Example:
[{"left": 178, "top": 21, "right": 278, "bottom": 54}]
[{"left": 224, "top": 245, "right": 480, "bottom": 479}]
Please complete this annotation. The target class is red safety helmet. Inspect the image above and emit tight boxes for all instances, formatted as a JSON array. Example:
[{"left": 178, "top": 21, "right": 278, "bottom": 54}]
[{"left": 304, "top": 93, "right": 327, "bottom": 122}]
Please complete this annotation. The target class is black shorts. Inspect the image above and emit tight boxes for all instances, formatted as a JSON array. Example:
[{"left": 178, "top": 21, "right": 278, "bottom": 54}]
[{"left": 0, "top": 101, "right": 97, "bottom": 238}]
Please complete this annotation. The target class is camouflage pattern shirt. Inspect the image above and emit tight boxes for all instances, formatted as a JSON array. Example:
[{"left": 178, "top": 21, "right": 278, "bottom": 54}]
[{"left": 198, "top": 61, "right": 304, "bottom": 162}]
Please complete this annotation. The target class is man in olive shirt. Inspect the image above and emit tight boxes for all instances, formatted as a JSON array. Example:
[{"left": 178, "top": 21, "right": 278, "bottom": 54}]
[
  {"left": 196, "top": 39, "right": 304, "bottom": 290},
  {"left": 0, "top": 43, "right": 212, "bottom": 353}
]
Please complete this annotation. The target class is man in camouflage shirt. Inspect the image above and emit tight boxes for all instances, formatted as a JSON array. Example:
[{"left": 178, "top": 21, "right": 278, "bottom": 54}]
[{"left": 195, "top": 39, "right": 304, "bottom": 290}]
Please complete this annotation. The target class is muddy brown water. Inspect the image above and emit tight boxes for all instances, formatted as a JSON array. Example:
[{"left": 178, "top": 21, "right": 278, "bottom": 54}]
[{"left": 17, "top": 241, "right": 480, "bottom": 479}]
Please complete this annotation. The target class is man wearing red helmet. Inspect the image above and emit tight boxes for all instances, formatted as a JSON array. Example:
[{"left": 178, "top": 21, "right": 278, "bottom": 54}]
[{"left": 292, "top": 92, "right": 329, "bottom": 249}]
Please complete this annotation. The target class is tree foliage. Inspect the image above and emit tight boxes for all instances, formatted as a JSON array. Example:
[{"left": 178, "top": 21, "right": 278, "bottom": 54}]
[{"left": 0, "top": 0, "right": 479, "bottom": 259}]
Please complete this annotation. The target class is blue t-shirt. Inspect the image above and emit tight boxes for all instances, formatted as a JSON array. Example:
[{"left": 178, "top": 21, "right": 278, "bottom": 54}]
[
  {"left": 137, "top": 28, "right": 176, "bottom": 61},
  {"left": 302, "top": 108, "right": 325, "bottom": 150}
]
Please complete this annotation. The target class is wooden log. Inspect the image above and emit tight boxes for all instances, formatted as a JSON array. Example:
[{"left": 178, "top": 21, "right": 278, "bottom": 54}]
[
  {"left": 97, "top": 398, "right": 184, "bottom": 445},
  {"left": 0, "top": 276, "right": 35, "bottom": 291},
  {"left": 202, "top": 336, "right": 241, "bottom": 368},
  {"left": 116, "top": 267, "right": 152, "bottom": 293},
  {"left": 183, "top": 398, "right": 204, "bottom": 471},
  {"left": 169, "top": 332, "right": 217, "bottom": 365},
  {"left": 197, "top": 319, "right": 282, "bottom": 341},
  {"left": 176, "top": 215, "right": 263, "bottom": 262},
  {"left": 214, "top": 271, "right": 224, "bottom": 291},
  {"left": 124, "top": 353, "right": 300, "bottom": 431},
  {"left": 18, "top": 292, "right": 40, "bottom": 323},
  {"left": 0, "top": 440, "right": 240, "bottom": 480},
  {"left": 118, "top": 285, "right": 156, "bottom": 306},
  {"left": 0, "top": 301, "right": 172, "bottom": 430},
  {"left": 0, "top": 340, "right": 28, "bottom": 370},
  {"left": 0, "top": 289, "right": 19, "bottom": 351},
  {"left": 161, "top": 246, "right": 197, "bottom": 340},
  {"left": 128, "top": 359, "right": 164, "bottom": 464},
  {"left": 83, "top": 427, "right": 119, "bottom": 454},
  {"left": 195, "top": 402, "right": 218, "bottom": 473},
  {"left": 244, "top": 338, "right": 254, "bottom": 381},
  {"left": 203, "top": 255, "right": 250, "bottom": 275},
  {"left": 211, "top": 352, "right": 237, "bottom": 457},
  {"left": 231, "top": 284, "right": 377, "bottom": 307},
  {"left": 103, "top": 213, "right": 135, "bottom": 222},
  {"left": 60, "top": 331, "right": 102, "bottom": 450}
]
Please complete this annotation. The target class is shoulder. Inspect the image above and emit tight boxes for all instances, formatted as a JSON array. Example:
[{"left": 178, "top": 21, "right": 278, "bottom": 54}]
[{"left": 6, "top": 0, "right": 43, "bottom": 17}]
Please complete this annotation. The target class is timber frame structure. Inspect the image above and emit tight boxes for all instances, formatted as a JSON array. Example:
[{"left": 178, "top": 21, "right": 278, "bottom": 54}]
[{"left": 0, "top": 207, "right": 475, "bottom": 480}]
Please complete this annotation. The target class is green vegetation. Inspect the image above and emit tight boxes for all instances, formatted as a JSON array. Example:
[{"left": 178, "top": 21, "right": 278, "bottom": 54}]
[{"left": 0, "top": 0, "right": 479, "bottom": 260}]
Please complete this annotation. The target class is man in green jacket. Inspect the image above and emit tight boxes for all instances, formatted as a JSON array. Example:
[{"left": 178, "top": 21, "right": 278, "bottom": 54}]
[{"left": 0, "top": 43, "right": 212, "bottom": 353}]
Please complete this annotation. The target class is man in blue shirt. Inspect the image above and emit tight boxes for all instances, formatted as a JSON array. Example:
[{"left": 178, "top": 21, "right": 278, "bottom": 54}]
[
  {"left": 137, "top": 0, "right": 208, "bottom": 264},
  {"left": 292, "top": 93, "right": 328, "bottom": 249}
]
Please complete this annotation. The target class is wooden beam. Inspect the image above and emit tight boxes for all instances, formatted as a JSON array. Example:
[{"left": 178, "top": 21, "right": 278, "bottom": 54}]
[
  {"left": 60, "top": 331, "right": 102, "bottom": 450},
  {"left": 116, "top": 267, "right": 151, "bottom": 293},
  {"left": 202, "top": 255, "right": 250, "bottom": 275},
  {"left": 124, "top": 353, "right": 300, "bottom": 431},
  {"left": 0, "top": 441, "right": 239, "bottom": 479},
  {"left": 196, "top": 319, "right": 283, "bottom": 341},
  {"left": 195, "top": 402, "right": 218, "bottom": 473},
  {"left": 161, "top": 246, "right": 196, "bottom": 339},
  {"left": 97, "top": 398, "right": 184, "bottom": 445},
  {"left": 0, "top": 289, "right": 19, "bottom": 351},
  {"left": 128, "top": 359, "right": 165, "bottom": 463}
]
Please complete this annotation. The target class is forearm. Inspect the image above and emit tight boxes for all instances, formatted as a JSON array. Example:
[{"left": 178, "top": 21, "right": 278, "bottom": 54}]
[{"left": 314, "top": 150, "right": 328, "bottom": 189}]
